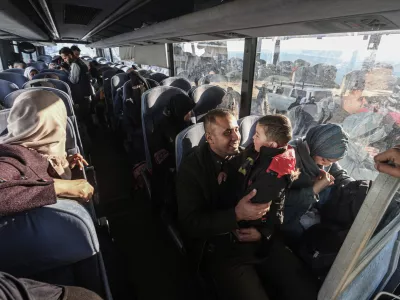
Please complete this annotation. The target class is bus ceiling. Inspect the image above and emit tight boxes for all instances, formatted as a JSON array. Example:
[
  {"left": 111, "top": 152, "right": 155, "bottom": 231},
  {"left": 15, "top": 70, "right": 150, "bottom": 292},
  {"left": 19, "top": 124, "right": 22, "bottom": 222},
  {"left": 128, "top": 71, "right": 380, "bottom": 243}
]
[{"left": 0, "top": 0, "right": 400, "bottom": 45}]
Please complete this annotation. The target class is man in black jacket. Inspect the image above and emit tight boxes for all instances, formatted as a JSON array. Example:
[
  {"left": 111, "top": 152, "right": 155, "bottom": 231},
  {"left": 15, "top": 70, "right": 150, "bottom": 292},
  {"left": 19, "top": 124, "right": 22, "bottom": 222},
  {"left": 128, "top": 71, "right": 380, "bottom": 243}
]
[{"left": 177, "top": 109, "right": 318, "bottom": 300}]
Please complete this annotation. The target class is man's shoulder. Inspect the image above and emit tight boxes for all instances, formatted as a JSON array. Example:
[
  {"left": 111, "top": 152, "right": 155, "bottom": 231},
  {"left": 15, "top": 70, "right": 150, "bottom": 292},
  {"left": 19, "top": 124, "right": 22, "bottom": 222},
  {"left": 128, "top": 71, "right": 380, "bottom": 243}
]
[{"left": 179, "top": 144, "right": 205, "bottom": 171}]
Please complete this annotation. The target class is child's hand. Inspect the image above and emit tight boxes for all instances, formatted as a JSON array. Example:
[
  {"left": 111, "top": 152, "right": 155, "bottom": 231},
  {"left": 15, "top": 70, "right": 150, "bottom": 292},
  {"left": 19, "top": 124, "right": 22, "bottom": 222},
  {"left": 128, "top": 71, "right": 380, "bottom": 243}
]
[{"left": 217, "top": 172, "right": 228, "bottom": 185}]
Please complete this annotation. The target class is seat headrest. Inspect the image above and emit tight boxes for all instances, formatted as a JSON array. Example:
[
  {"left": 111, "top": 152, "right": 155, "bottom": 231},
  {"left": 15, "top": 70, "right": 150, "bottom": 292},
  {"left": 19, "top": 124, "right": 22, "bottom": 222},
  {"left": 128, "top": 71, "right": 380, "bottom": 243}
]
[
  {"left": 0, "top": 80, "right": 19, "bottom": 104},
  {"left": 161, "top": 77, "right": 192, "bottom": 92},
  {"left": 32, "top": 72, "right": 69, "bottom": 83},
  {"left": 4, "top": 88, "right": 74, "bottom": 117},
  {"left": 3, "top": 69, "right": 25, "bottom": 75},
  {"left": 23, "top": 79, "right": 72, "bottom": 98},
  {"left": 28, "top": 61, "right": 48, "bottom": 71},
  {"left": 111, "top": 73, "right": 129, "bottom": 90},
  {"left": 192, "top": 85, "right": 226, "bottom": 122},
  {"left": 146, "top": 78, "right": 160, "bottom": 88},
  {"left": 0, "top": 73, "right": 28, "bottom": 89},
  {"left": 149, "top": 73, "right": 168, "bottom": 83},
  {"left": 175, "top": 123, "right": 206, "bottom": 170},
  {"left": 238, "top": 115, "right": 261, "bottom": 148}
]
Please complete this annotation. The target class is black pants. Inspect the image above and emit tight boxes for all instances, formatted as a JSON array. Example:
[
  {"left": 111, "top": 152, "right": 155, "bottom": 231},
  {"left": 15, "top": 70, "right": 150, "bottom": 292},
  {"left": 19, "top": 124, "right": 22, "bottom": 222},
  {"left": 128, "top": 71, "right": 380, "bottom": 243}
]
[{"left": 203, "top": 238, "right": 319, "bottom": 300}]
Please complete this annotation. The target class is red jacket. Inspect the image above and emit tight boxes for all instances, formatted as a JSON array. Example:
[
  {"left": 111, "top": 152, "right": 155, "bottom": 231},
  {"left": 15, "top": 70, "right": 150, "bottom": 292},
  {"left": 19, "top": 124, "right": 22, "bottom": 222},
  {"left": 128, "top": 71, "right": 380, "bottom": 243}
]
[{"left": 0, "top": 144, "right": 57, "bottom": 216}]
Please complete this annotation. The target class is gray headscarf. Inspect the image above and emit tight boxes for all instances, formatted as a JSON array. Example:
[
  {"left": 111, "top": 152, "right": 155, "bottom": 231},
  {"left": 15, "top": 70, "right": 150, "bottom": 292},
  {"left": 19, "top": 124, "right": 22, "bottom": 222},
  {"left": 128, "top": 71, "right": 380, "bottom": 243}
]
[{"left": 305, "top": 124, "right": 349, "bottom": 159}]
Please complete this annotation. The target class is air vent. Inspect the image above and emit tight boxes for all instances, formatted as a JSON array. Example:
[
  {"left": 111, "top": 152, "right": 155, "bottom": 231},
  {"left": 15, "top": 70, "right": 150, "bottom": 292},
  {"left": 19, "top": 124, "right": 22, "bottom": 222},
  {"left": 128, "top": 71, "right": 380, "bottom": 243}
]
[
  {"left": 64, "top": 4, "right": 102, "bottom": 25},
  {"left": 210, "top": 32, "right": 251, "bottom": 39}
]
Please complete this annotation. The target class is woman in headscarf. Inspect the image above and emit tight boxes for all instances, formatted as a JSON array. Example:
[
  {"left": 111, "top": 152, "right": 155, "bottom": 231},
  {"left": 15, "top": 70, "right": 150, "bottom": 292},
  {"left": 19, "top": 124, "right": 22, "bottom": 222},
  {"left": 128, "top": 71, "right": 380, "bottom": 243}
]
[
  {"left": 282, "top": 123, "right": 353, "bottom": 243},
  {"left": 23, "top": 66, "right": 38, "bottom": 80},
  {"left": 0, "top": 90, "right": 93, "bottom": 206}
]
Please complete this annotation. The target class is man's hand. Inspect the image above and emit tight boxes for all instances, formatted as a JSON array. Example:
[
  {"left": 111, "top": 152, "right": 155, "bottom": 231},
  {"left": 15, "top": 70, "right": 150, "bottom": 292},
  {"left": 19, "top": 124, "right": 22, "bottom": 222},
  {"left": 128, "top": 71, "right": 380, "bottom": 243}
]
[
  {"left": 313, "top": 170, "right": 335, "bottom": 195},
  {"left": 236, "top": 227, "right": 262, "bottom": 242},
  {"left": 54, "top": 179, "right": 94, "bottom": 202},
  {"left": 67, "top": 154, "right": 89, "bottom": 170},
  {"left": 374, "top": 146, "right": 400, "bottom": 178},
  {"left": 235, "top": 189, "right": 270, "bottom": 221}
]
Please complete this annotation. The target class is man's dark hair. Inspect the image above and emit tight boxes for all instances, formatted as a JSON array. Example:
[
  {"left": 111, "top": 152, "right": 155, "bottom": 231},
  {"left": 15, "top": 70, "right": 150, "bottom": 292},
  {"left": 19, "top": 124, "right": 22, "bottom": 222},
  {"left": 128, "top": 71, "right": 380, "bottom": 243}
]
[
  {"left": 59, "top": 47, "right": 74, "bottom": 56},
  {"left": 71, "top": 45, "right": 81, "bottom": 52},
  {"left": 60, "top": 62, "right": 70, "bottom": 71},
  {"left": 257, "top": 114, "right": 292, "bottom": 147},
  {"left": 341, "top": 70, "right": 365, "bottom": 95},
  {"left": 203, "top": 108, "right": 233, "bottom": 132}
]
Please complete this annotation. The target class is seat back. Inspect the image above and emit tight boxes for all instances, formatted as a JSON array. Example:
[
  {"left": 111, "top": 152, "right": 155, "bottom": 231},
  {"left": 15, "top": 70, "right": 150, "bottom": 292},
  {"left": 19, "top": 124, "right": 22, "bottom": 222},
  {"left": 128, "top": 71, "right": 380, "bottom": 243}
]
[
  {"left": 238, "top": 115, "right": 261, "bottom": 148},
  {"left": 40, "top": 69, "right": 68, "bottom": 76},
  {"left": 175, "top": 123, "right": 205, "bottom": 170},
  {"left": 29, "top": 61, "right": 48, "bottom": 71},
  {"left": 23, "top": 79, "right": 72, "bottom": 98},
  {"left": 103, "top": 69, "right": 123, "bottom": 106},
  {"left": 199, "top": 74, "right": 228, "bottom": 85},
  {"left": 0, "top": 109, "right": 9, "bottom": 136},
  {"left": 192, "top": 84, "right": 226, "bottom": 122},
  {"left": 32, "top": 72, "right": 69, "bottom": 83},
  {"left": 0, "top": 80, "right": 19, "bottom": 105},
  {"left": 3, "top": 69, "right": 24, "bottom": 75},
  {"left": 4, "top": 88, "right": 74, "bottom": 116},
  {"left": 138, "top": 69, "right": 152, "bottom": 78},
  {"left": 0, "top": 73, "right": 28, "bottom": 88},
  {"left": 111, "top": 73, "right": 130, "bottom": 118},
  {"left": 149, "top": 72, "right": 168, "bottom": 83},
  {"left": 121, "top": 66, "right": 130, "bottom": 72},
  {"left": 146, "top": 78, "right": 160, "bottom": 88},
  {"left": 141, "top": 86, "right": 190, "bottom": 170},
  {"left": 37, "top": 55, "right": 52, "bottom": 64},
  {"left": 161, "top": 77, "right": 192, "bottom": 92}
]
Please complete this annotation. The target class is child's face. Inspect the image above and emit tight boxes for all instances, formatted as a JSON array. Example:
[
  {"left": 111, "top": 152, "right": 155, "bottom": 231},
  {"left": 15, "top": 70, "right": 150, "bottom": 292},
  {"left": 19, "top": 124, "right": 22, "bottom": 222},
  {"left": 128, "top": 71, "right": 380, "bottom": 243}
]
[{"left": 253, "top": 124, "right": 278, "bottom": 152}]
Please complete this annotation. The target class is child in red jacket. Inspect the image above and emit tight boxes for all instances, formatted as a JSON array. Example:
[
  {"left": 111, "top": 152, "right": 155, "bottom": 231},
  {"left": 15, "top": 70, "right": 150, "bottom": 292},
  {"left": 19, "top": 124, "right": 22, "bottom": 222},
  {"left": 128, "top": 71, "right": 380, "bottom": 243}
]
[{"left": 220, "top": 115, "right": 299, "bottom": 240}]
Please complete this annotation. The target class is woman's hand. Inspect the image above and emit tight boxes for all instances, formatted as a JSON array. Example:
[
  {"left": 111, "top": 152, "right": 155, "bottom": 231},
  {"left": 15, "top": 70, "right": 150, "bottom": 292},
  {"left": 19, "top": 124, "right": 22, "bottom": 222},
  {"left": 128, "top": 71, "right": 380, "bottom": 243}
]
[
  {"left": 374, "top": 146, "right": 400, "bottom": 178},
  {"left": 67, "top": 154, "right": 89, "bottom": 170},
  {"left": 313, "top": 170, "right": 335, "bottom": 195},
  {"left": 54, "top": 179, "right": 94, "bottom": 202}
]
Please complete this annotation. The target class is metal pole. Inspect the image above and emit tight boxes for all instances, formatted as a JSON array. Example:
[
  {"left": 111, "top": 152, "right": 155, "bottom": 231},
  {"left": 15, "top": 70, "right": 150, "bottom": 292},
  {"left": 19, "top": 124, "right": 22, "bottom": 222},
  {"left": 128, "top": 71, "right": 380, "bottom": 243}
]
[
  {"left": 167, "top": 43, "right": 175, "bottom": 76},
  {"left": 239, "top": 38, "right": 257, "bottom": 118},
  {"left": 109, "top": 48, "right": 114, "bottom": 62}
]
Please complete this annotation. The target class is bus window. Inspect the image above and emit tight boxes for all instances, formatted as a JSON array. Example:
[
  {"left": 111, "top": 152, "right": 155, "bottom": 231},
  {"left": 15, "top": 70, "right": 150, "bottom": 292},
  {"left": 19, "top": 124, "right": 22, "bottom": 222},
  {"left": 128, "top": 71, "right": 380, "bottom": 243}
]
[
  {"left": 111, "top": 47, "right": 121, "bottom": 62},
  {"left": 173, "top": 39, "right": 245, "bottom": 94},
  {"left": 44, "top": 43, "right": 96, "bottom": 59},
  {"left": 251, "top": 32, "right": 400, "bottom": 182},
  {"left": 141, "top": 64, "right": 170, "bottom": 76}
]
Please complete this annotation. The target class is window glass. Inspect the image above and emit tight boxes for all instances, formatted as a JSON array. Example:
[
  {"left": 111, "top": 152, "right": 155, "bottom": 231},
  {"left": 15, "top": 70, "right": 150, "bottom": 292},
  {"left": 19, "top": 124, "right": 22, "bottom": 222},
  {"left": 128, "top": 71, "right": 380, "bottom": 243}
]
[
  {"left": 252, "top": 32, "right": 400, "bottom": 183},
  {"left": 111, "top": 47, "right": 121, "bottom": 62},
  {"left": 140, "top": 64, "right": 170, "bottom": 76},
  {"left": 44, "top": 43, "right": 96, "bottom": 58},
  {"left": 104, "top": 48, "right": 112, "bottom": 62},
  {"left": 173, "top": 39, "right": 245, "bottom": 116}
]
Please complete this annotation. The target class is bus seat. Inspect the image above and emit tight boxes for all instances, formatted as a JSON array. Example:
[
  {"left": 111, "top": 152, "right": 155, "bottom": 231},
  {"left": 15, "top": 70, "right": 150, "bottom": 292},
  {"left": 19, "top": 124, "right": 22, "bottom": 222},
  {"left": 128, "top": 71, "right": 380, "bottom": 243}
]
[
  {"left": 0, "top": 79, "right": 18, "bottom": 106},
  {"left": 4, "top": 88, "right": 74, "bottom": 116},
  {"left": 40, "top": 69, "right": 69, "bottom": 76},
  {"left": 191, "top": 84, "right": 226, "bottom": 122},
  {"left": 141, "top": 85, "right": 190, "bottom": 171},
  {"left": 149, "top": 72, "right": 168, "bottom": 83},
  {"left": 2, "top": 68, "right": 24, "bottom": 75},
  {"left": 121, "top": 66, "right": 130, "bottom": 72},
  {"left": 0, "top": 200, "right": 112, "bottom": 299},
  {"left": 0, "top": 109, "right": 9, "bottom": 135},
  {"left": 23, "top": 79, "right": 72, "bottom": 99},
  {"left": 29, "top": 61, "right": 48, "bottom": 71},
  {"left": 32, "top": 72, "right": 69, "bottom": 83},
  {"left": 111, "top": 73, "right": 130, "bottom": 118},
  {"left": 175, "top": 123, "right": 205, "bottom": 170},
  {"left": 37, "top": 55, "right": 52, "bottom": 64},
  {"left": 0, "top": 72, "right": 28, "bottom": 88},
  {"left": 161, "top": 77, "right": 192, "bottom": 92},
  {"left": 238, "top": 115, "right": 261, "bottom": 148},
  {"left": 146, "top": 78, "right": 160, "bottom": 88}
]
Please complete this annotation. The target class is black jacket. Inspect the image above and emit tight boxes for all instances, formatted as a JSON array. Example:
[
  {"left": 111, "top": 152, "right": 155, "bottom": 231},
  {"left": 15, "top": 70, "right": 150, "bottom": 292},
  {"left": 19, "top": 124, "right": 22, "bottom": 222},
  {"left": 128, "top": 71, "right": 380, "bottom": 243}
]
[
  {"left": 230, "top": 145, "right": 296, "bottom": 239},
  {"left": 176, "top": 143, "right": 240, "bottom": 266}
]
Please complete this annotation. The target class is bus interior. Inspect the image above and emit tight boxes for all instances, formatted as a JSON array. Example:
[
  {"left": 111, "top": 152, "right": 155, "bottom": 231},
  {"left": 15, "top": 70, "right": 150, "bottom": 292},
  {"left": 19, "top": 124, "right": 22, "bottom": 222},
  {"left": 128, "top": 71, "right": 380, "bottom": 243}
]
[{"left": 0, "top": 0, "right": 400, "bottom": 299}]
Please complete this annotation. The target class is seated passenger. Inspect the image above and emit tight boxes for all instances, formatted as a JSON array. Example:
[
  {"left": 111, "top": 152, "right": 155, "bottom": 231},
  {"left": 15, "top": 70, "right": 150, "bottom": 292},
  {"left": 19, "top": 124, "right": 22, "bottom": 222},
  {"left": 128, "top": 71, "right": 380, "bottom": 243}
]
[
  {"left": 0, "top": 90, "right": 93, "bottom": 208},
  {"left": 0, "top": 271, "right": 103, "bottom": 300},
  {"left": 217, "top": 115, "right": 299, "bottom": 241},
  {"left": 177, "top": 109, "right": 318, "bottom": 300},
  {"left": 13, "top": 61, "right": 26, "bottom": 69},
  {"left": 23, "top": 66, "right": 38, "bottom": 80},
  {"left": 283, "top": 124, "right": 353, "bottom": 243}
]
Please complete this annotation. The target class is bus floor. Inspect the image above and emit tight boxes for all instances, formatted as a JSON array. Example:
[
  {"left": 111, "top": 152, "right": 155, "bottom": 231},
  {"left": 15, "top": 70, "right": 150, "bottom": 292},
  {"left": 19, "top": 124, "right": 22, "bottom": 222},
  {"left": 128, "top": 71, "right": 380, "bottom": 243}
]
[{"left": 88, "top": 126, "right": 199, "bottom": 300}]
